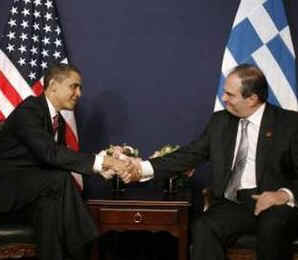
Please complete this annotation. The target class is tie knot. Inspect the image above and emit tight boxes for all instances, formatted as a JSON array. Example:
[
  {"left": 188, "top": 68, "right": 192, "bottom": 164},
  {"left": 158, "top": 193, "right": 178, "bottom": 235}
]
[{"left": 241, "top": 119, "right": 249, "bottom": 130}]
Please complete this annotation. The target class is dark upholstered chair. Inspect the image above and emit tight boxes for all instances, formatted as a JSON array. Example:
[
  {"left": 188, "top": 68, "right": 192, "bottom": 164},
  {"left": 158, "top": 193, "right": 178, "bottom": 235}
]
[
  {"left": 0, "top": 122, "right": 37, "bottom": 259},
  {"left": 0, "top": 213, "right": 36, "bottom": 259},
  {"left": 202, "top": 187, "right": 298, "bottom": 260}
]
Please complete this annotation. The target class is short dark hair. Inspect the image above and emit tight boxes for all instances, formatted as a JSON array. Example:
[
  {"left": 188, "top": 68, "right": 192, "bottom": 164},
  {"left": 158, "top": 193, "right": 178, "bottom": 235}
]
[
  {"left": 43, "top": 63, "right": 81, "bottom": 90},
  {"left": 229, "top": 64, "right": 268, "bottom": 102}
]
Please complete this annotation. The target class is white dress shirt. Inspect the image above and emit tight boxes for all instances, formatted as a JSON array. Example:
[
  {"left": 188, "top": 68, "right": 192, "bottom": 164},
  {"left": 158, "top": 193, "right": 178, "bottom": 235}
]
[{"left": 233, "top": 103, "right": 265, "bottom": 189}]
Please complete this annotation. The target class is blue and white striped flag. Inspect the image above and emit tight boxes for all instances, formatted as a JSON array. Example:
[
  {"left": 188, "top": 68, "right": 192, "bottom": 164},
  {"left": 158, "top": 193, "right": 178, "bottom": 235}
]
[{"left": 214, "top": 0, "right": 297, "bottom": 112}]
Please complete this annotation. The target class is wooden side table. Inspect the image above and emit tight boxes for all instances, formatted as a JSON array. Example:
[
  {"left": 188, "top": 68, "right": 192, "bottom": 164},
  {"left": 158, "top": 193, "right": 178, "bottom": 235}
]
[{"left": 87, "top": 189, "right": 191, "bottom": 260}]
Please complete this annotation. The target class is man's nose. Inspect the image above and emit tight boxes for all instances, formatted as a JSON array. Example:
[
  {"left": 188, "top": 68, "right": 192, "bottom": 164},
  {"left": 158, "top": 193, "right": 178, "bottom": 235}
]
[{"left": 76, "top": 88, "right": 81, "bottom": 97}]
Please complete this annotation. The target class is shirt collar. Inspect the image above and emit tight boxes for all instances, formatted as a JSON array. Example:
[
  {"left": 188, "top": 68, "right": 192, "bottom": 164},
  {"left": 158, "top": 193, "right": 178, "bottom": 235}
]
[
  {"left": 45, "top": 96, "right": 58, "bottom": 119},
  {"left": 246, "top": 103, "right": 266, "bottom": 127}
]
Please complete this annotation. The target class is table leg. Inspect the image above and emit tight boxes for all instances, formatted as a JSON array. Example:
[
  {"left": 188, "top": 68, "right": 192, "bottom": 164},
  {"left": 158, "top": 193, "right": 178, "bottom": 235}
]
[{"left": 179, "top": 229, "right": 188, "bottom": 260}]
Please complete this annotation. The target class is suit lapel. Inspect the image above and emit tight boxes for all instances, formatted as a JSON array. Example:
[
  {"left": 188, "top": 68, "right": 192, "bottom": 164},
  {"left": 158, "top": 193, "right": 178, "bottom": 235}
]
[
  {"left": 38, "top": 94, "right": 54, "bottom": 134},
  {"left": 255, "top": 104, "right": 274, "bottom": 184},
  {"left": 39, "top": 94, "right": 64, "bottom": 143},
  {"left": 223, "top": 114, "right": 239, "bottom": 185}
]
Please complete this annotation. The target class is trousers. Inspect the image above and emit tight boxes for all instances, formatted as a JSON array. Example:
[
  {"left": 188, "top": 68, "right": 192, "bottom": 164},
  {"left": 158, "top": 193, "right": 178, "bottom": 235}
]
[
  {"left": 191, "top": 197, "right": 298, "bottom": 260},
  {"left": 22, "top": 170, "right": 98, "bottom": 260}
]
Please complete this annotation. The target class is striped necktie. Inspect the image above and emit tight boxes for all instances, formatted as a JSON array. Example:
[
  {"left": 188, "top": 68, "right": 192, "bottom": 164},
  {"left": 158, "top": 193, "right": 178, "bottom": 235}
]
[
  {"left": 52, "top": 114, "right": 59, "bottom": 136},
  {"left": 225, "top": 119, "right": 249, "bottom": 202}
]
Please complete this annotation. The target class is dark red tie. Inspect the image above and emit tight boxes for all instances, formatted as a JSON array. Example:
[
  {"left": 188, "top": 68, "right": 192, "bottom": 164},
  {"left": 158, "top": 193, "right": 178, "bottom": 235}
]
[{"left": 52, "top": 114, "right": 59, "bottom": 135}]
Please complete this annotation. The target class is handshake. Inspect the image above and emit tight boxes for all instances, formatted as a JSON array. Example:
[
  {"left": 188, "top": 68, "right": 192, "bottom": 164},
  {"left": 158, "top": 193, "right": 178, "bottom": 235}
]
[{"left": 100, "top": 145, "right": 143, "bottom": 183}]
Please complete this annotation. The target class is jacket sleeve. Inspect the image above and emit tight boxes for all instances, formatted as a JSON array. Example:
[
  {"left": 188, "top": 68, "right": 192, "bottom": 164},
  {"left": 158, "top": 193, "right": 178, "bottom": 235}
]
[
  {"left": 8, "top": 99, "right": 95, "bottom": 175},
  {"left": 149, "top": 114, "right": 216, "bottom": 181}
]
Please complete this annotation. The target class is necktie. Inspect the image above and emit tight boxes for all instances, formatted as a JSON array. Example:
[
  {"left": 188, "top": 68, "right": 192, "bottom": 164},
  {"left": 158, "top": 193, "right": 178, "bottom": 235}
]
[
  {"left": 225, "top": 119, "right": 249, "bottom": 202},
  {"left": 52, "top": 114, "right": 59, "bottom": 136}
]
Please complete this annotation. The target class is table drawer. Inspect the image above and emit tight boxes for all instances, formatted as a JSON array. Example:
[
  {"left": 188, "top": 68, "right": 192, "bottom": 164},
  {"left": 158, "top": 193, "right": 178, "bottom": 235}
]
[{"left": 99, "top": 208, "right": 178, "bottom": 225}]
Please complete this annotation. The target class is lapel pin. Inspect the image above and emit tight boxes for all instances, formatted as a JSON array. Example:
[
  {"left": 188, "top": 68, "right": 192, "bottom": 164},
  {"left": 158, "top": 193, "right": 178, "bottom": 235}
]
[{"left": 265, "top": 131, "right": 272, "bottom": 137}]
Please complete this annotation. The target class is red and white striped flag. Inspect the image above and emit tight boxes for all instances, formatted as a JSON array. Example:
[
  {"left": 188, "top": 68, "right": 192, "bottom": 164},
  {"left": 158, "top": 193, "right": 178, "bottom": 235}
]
[{"left": 0, "top": 0, "right": 83, "bottom": 190}]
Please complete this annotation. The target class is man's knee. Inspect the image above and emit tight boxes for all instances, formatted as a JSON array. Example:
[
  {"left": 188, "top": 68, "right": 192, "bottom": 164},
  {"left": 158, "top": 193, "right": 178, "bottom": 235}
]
[
  {"left": 258, "top": 219, "right": 285, "bottom": 242},
  {"left": 40, "top": 171, "right": 72, "bottom": 199},
  {"left": 192, "top": 217, "right": 205, "bottom": 234},
  {"left": 191, "top": 216, "right": 215, "bottom": 241},
  {"left": 191, "top": 216, "right": 226, "bottom": 260},
  {"left": 256, "top": 207, "right": 295, "bottom": 260},
  {"left": 257, "top": 206, "right": 292, "bottom": 240}
]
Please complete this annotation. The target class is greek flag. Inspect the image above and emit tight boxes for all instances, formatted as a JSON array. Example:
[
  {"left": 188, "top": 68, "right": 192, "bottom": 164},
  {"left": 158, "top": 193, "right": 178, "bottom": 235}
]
[{"left": 214, "top": 0, "right": 297, "bottom": 112}]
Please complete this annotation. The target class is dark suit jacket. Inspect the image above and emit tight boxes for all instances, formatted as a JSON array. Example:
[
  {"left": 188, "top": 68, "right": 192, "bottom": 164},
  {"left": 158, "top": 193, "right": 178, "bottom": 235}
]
[
  {"left": 0, "top": 94, "right": 95, "bottom": 212},
  {"left": 150, "top": 103, "right": 298, "bottom": 200}
]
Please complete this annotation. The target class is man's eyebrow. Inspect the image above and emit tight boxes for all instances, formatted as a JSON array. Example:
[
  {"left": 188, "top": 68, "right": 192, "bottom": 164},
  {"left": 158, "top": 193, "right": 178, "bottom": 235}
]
[
  {"left": 70, "top": 83, "right": 82, "bottom": 89},
  {"left": 224, "top": 90, "right": 234, "bottom": 96}
]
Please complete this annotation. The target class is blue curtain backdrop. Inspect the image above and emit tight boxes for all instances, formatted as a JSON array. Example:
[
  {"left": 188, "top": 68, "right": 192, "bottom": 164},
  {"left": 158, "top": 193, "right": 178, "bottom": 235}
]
[{"left": 0, "top": 0, "right": 297, "bottom": 197}]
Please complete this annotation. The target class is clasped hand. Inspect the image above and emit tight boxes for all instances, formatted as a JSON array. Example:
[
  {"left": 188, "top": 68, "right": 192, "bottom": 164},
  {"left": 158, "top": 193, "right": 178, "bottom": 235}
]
[{"left": 102, "top": 146, "right": 142, "bottom": 183}]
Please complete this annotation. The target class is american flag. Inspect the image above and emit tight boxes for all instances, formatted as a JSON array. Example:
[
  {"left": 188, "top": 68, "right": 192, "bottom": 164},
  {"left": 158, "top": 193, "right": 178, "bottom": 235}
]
[
  {"left": 214, "top": 0, "right": 297, "bottom": 112},
  {"left": 0, "top": 0, "right": 83, "bottom": 190}
]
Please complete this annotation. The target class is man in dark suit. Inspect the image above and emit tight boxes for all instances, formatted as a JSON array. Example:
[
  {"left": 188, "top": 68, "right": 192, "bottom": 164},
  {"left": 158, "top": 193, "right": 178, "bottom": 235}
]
[
  {"left": 125, "top": 64, "right": 298, "bottom": 260},
  {"left": 0, "top": 64, "right": 133, "bottom": 260}
]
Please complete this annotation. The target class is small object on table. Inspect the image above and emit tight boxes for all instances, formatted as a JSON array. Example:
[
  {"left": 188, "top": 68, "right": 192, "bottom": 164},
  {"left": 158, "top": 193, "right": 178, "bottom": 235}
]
[
  {"left": 164, "top": 176, "right": 178, "bottom": 193},
  {"left": 112, "top": 175, "right": 126, "bottom": 192}
]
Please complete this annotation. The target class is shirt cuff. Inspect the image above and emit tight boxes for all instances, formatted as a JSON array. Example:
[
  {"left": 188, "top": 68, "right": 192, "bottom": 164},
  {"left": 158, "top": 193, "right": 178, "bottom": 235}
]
[
  {"left": 93, "top": 151, "right": 106, "bottom": 173},
  {"left": 279, "top": 188, "right": 296, "bottom": 207},
  {"left": 140, "top": 160, "right": 154, "bottom": 182}
]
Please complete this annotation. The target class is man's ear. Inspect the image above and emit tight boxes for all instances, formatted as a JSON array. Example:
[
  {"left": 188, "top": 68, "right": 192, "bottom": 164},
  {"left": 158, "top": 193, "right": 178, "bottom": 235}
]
[
  {"left": 248, "top": 94, "right": 259, "bottom": 105},
  {"left": 48, "top": 79, "right": 56, "bottom": 91}
]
